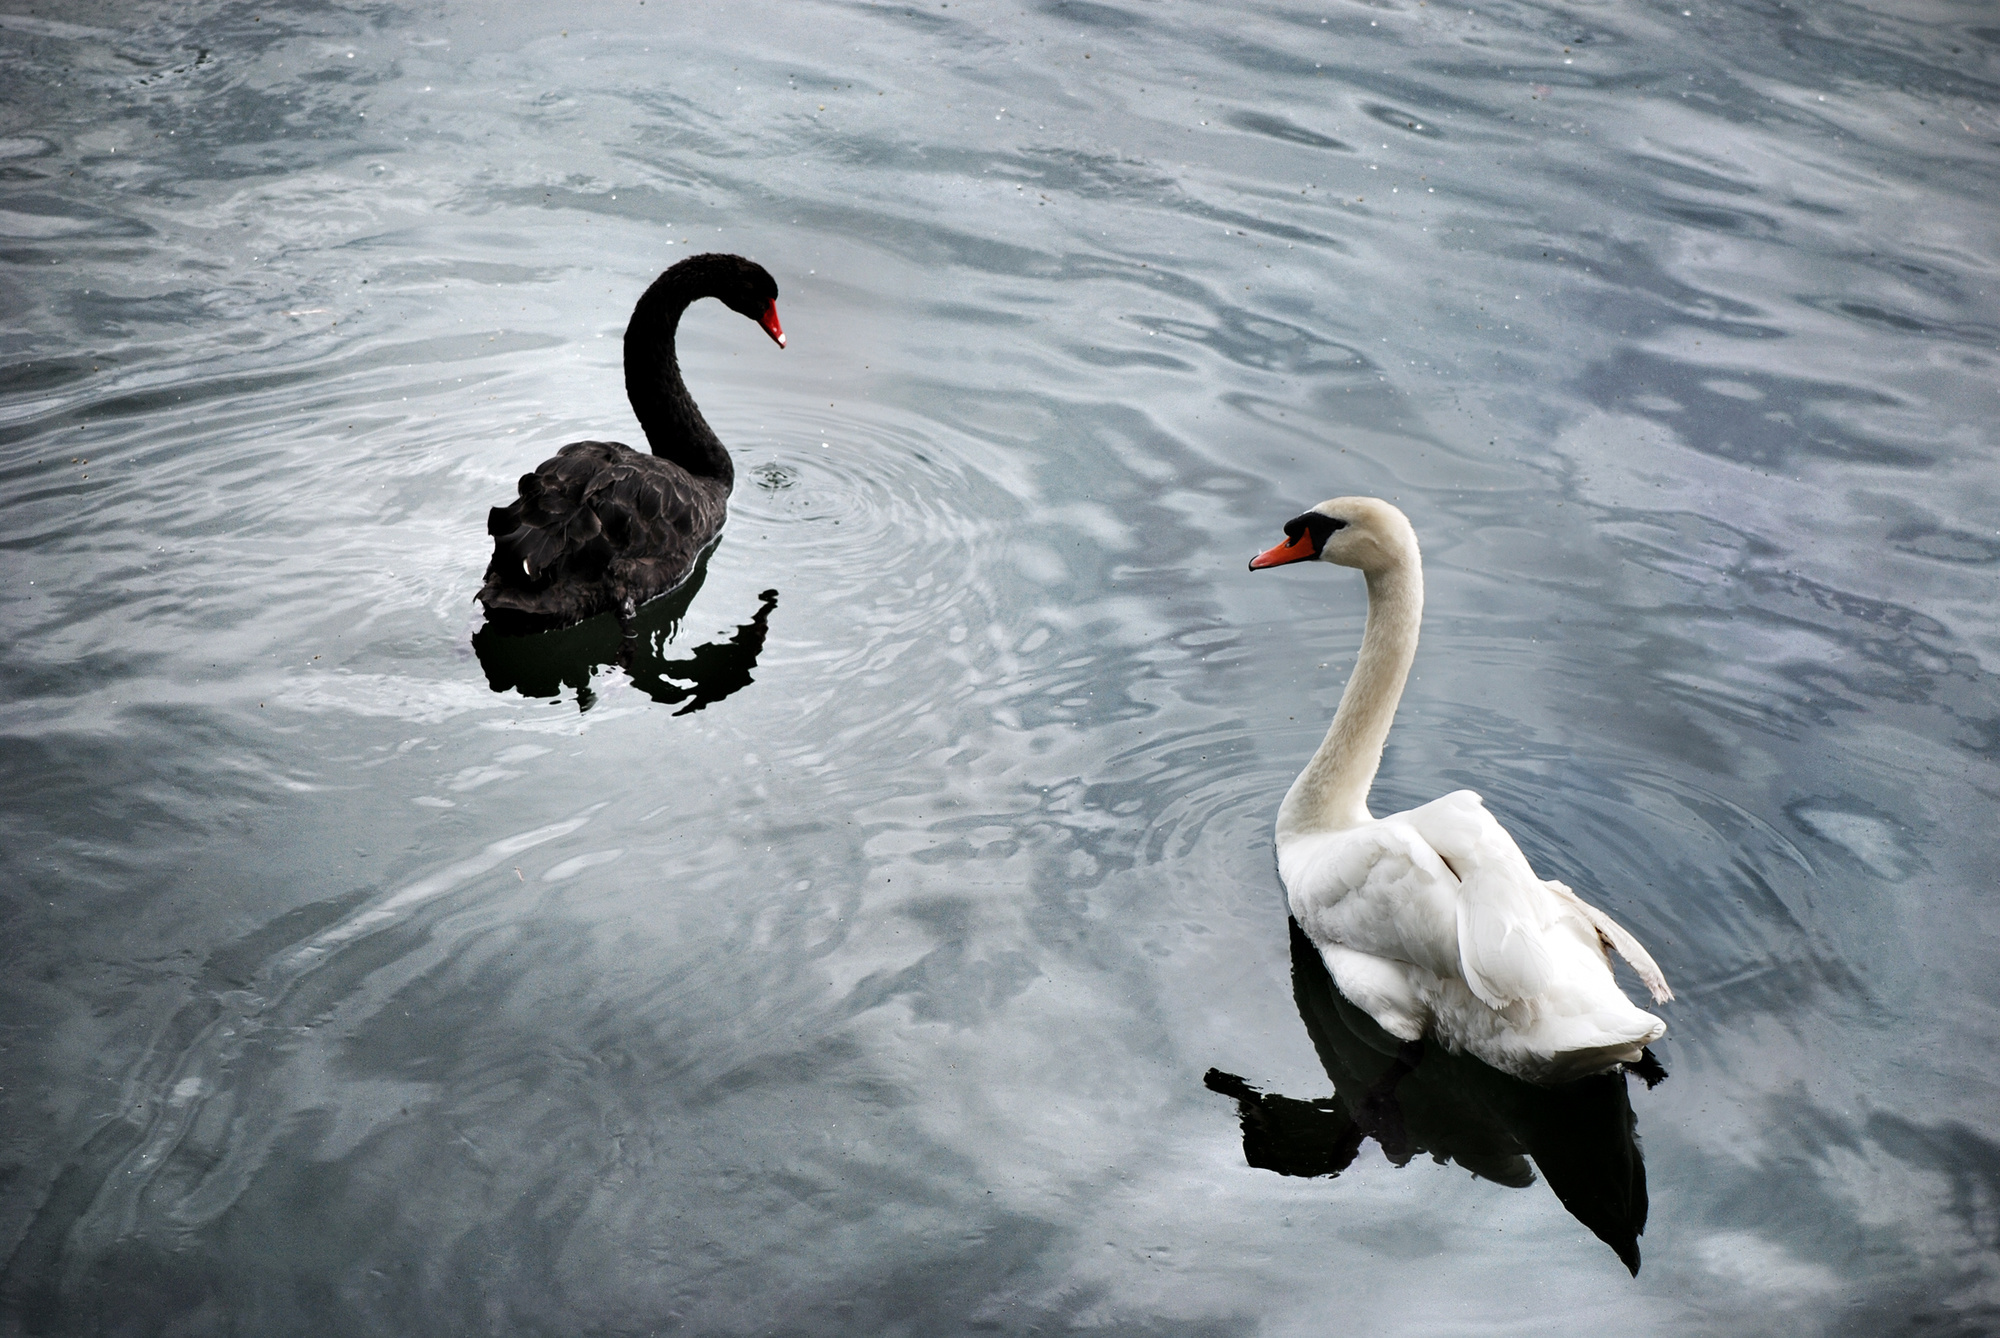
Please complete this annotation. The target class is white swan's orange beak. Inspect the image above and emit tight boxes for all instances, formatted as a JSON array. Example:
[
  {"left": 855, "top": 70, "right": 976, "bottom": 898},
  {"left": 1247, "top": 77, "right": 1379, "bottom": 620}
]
[
  {"left": 1250, "top": 532, "right": 1316, "bottom": 570},
  {"left": 759, "top": 299, "right": 786, "bottom": 348}
]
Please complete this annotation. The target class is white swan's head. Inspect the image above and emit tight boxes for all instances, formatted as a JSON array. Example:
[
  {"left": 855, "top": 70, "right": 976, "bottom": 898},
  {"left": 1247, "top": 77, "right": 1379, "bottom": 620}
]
[{"left": 1249, "top": 496, "right": 1418, "bottom": 574}]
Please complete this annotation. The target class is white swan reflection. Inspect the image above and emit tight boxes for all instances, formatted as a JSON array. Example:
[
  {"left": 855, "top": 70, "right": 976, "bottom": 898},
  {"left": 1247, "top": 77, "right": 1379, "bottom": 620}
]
[{"left": 1208, "top": 918, "right": 1664, "bottom": 1275}]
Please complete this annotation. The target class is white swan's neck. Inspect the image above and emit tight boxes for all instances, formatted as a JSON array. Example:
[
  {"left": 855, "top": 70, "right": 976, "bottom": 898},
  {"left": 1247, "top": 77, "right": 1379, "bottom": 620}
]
[{"left": 1277, "top": 554, "right": 1423, "bottom": 838}]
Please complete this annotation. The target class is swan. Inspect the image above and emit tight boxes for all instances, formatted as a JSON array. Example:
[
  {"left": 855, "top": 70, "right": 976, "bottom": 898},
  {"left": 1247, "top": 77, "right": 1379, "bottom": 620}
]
[
  {"left": 1248, "top": 497, "right": 1672, "bottom": 1084},
  {"left": 477, "top": 253, "right": 784, "bottom": 633}
]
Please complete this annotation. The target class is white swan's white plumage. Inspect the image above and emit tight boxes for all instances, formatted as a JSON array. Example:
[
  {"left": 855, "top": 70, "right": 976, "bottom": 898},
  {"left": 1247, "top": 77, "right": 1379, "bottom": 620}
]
[{"left": 1250, "top": 496, "right": 1671, "bottom": 1084}]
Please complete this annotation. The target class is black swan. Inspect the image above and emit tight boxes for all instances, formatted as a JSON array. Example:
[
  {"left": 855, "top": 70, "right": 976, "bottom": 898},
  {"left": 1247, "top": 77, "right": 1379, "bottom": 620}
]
[{"left": 476, "top": 253, "right": 784, "bottom": 633}]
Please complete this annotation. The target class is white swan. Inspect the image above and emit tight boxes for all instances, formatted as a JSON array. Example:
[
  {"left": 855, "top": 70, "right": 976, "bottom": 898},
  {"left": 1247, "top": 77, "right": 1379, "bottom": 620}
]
[{"left": 1249, "top": 497, "right": 1672, "bottom": 1084}]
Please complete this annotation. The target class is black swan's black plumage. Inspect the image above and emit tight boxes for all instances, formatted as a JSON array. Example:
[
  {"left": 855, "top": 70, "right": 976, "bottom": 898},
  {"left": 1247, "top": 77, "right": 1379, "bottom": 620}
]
[{"left": 477, "top": 253, "right": 782, "bottom": 632}]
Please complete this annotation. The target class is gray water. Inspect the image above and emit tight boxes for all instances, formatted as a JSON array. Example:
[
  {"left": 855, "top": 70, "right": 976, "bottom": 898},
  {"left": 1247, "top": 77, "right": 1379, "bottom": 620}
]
[{"left": 3, "top": 0, "right": 1998, "bottom": 1333}]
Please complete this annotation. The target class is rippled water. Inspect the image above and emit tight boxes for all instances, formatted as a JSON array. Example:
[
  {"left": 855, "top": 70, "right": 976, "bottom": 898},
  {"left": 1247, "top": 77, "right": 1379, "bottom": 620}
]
[{"left": 3, "top": 0, "right": 1998, "bottom": 1332}]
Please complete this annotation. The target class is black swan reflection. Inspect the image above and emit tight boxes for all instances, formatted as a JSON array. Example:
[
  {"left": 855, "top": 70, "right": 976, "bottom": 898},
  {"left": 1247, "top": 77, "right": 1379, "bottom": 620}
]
[
  {"left": 477, "top": 253, "right": 783, "bottom": 634},
  {"left": 473, "top": 547, "right": 776, "bottom": 714},
  {"left": 1206, "top": 918, "right": 1663, "bottom": 1275}
]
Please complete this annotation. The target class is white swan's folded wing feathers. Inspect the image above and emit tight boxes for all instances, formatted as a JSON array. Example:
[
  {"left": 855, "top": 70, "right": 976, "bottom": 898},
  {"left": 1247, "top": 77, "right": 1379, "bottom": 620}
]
[
  {"left": 1400, "top": 790, "right": 1572, "bottom": 1010},
  {"left": 1280, "top": 824, "right": 1462, "bottom": 984},
  {"left": 1453, "top": 869, "right": 1565, "bottom": 1011},
  {"left": 1545, "top": 880, "right": 1675, "bottom": 1004}
]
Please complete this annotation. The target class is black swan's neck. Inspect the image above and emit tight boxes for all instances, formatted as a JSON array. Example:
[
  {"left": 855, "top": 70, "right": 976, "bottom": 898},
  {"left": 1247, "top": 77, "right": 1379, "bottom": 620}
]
[{"left": 623, "top": 269, "right": 733, "bottom": 484}]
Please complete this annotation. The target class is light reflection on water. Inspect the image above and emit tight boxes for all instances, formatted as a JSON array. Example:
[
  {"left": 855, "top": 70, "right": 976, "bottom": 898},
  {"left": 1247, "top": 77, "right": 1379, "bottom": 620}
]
[{"left": 2, "top": 0, "right": 1997, "bottom": 1332}]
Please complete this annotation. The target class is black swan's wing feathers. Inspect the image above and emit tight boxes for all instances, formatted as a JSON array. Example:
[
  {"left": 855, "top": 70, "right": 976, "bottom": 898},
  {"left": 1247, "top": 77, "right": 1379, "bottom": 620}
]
[{"left": 478, "top": 441, "right": 725, "bottom": 626}]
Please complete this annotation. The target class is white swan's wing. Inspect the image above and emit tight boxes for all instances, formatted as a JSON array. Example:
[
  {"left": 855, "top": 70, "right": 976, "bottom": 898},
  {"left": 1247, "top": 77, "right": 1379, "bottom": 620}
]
[
  {"left": 1283, "top": 795, "right": 1669, "bottom": 1075},
  {"left": 1545, "top": 880, "right": 1674, "bottom": 1003},
  {"left": 1278, "top": 823, "right": 1462, "bottom": 985},
  {"left": 1397, "top": 790, "right": 1591, "bottom": 1011}
]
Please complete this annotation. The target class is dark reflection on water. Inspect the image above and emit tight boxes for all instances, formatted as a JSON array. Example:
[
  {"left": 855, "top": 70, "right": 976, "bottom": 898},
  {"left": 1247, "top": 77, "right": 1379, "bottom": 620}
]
[
  {"left": 1207, "top": 919, "right": 1656, "bottom": 1275},
  {"left": 472, "top": 545, "right": 779, "bottom": 714}
]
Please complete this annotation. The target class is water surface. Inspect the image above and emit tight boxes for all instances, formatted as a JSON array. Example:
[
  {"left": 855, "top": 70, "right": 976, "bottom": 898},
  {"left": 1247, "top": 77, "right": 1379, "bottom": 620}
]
[{"left": 3, "top": 0, "right": 1998, "bottom": 1333}]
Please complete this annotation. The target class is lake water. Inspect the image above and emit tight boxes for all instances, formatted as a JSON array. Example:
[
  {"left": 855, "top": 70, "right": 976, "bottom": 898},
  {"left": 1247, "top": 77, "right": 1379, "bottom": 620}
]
[{"left": 3, "top": 1, "right": 1997, "bottom": 1333}]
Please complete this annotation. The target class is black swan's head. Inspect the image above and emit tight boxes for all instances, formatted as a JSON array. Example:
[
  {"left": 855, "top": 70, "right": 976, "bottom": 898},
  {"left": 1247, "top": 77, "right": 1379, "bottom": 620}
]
[{"left": 653, "top": 252, "right": 785, "bottom": 348}]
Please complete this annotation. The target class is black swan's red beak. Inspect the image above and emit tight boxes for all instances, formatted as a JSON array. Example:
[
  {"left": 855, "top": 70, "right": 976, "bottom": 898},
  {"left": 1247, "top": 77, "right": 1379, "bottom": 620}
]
[
  {"left": 759, "top": 299, "right": 786, "bottom": 348},
  {"left": 1249, "top": 532, "right": 1316, "bottom": 570}
]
